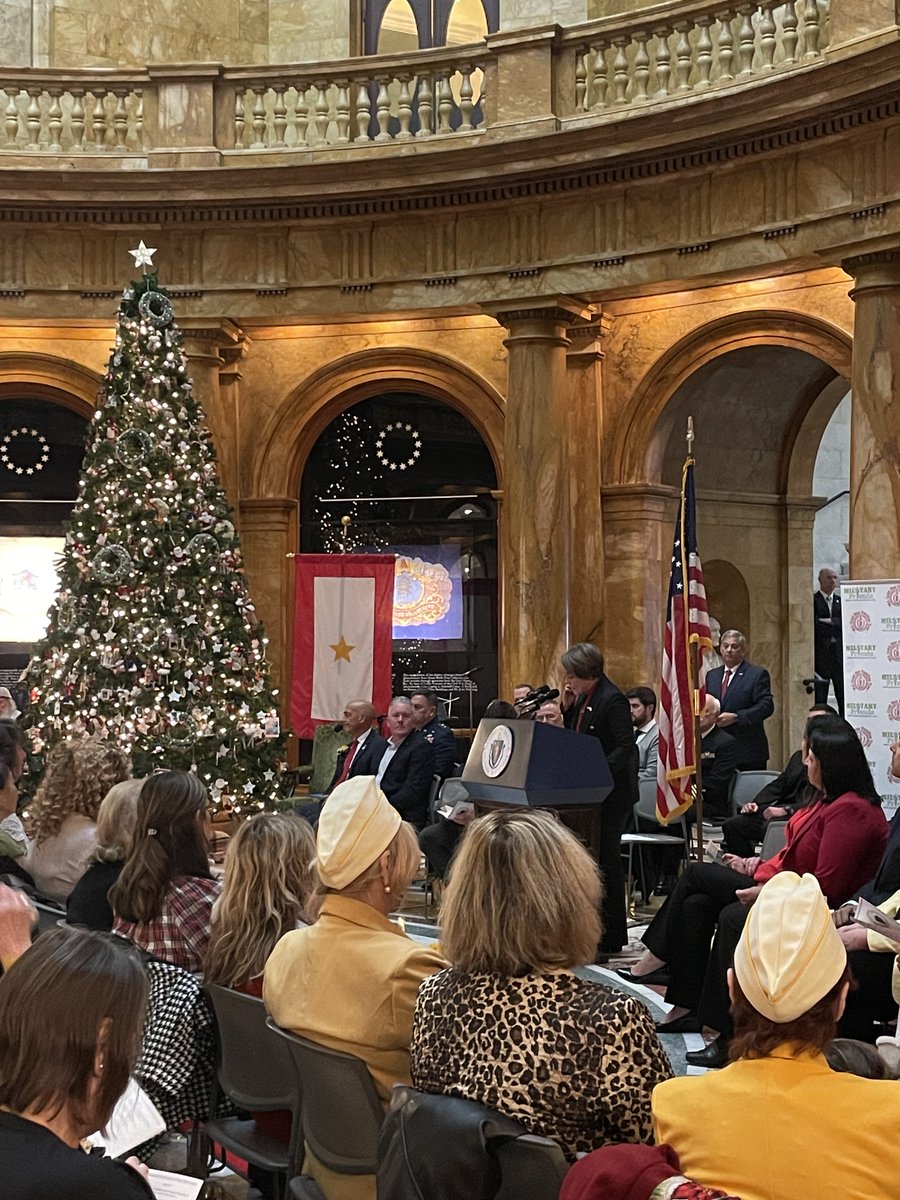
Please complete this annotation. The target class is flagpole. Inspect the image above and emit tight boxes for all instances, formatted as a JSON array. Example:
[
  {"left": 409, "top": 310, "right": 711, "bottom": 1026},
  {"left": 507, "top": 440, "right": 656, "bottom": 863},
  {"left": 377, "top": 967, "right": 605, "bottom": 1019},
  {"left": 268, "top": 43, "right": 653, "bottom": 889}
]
[{"left": 686, "top": 417, "right": 704, "bottom": 862}]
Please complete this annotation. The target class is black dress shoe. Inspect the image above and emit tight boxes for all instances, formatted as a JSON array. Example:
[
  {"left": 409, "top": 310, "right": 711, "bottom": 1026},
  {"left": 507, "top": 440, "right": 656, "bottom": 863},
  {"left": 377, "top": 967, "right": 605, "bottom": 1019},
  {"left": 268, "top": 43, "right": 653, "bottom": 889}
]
[
  {"left": 615, "top": 965, "right": 670, "bottom": 986},
  {"left": 685, "top": 1035, "right": 730, "bottom": 1068},
  {"left": 654, "top": 1012, "right": 702, "bottom": 1034}
]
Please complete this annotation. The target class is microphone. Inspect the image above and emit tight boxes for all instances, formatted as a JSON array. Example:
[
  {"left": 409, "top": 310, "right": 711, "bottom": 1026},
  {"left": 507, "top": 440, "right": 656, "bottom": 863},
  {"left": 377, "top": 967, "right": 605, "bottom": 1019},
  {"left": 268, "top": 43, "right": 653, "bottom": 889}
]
[
  {"left": 515, "top": 685, "right": 560, "bottom": 714},
  {"left": 333, "top": 722, "right": 344, "bottom": 733}
]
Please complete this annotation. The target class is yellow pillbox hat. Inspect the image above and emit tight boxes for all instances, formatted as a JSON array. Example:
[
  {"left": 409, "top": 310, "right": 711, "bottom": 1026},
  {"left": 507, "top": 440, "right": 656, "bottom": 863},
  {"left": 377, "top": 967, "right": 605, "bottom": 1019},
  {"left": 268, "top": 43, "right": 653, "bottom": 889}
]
[
  {"left": 733, "top": 872, "right": 847, "bottom": 1023},
  {"left": 316, "top": 775, "right": 401, "bottom": 890}
]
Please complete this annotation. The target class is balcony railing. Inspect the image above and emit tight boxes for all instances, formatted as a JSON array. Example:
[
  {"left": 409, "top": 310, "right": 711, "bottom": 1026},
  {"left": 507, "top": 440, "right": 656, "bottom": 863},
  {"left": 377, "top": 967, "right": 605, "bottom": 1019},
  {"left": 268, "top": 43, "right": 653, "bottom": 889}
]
[{"left": 0, "top": 1, "right": 834, "bottom": 163}]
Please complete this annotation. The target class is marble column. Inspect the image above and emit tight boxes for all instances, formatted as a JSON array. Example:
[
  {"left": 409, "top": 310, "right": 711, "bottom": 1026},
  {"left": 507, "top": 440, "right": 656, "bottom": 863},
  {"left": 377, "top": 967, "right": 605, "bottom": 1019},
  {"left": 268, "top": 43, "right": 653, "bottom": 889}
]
[
  {"left": 493, "top": 297, "right": 593, "bottom": 694},
  {"left": 180, "top": 319, "right": 244, "bottom": 515},
  {"left": 843, "top": 251, "right": 900, "bottom": 579},
  {"left": 239, "top": 497, "right": 299, "bottom": 706}
]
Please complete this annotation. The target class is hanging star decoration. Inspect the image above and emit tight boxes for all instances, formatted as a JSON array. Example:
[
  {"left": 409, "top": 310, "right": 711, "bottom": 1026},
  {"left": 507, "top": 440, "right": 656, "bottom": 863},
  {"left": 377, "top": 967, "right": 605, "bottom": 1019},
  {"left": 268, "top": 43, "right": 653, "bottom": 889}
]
[
  {"left": 129, "top": 240, "right": 157, "bottom": 269},
  {"left": 329, "top": 635, "right": 355, "bottom": 663},
  {"left": 374, "top": 421, "right": 422, "bottom": 472}
]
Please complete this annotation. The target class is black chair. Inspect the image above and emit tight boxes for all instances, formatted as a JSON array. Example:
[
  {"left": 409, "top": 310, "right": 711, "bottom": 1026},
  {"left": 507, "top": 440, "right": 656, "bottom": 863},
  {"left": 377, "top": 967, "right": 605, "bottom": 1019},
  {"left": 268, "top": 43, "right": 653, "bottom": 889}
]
[
  {"left": 204, "top": 985, "right": 303, "bottom": 1196},
  {"left": 378, "top": 1085, "right": 568, "bottom": 1200},
  {"left": 266, "top": 1020, "right": 383, "bottom": 1200}
]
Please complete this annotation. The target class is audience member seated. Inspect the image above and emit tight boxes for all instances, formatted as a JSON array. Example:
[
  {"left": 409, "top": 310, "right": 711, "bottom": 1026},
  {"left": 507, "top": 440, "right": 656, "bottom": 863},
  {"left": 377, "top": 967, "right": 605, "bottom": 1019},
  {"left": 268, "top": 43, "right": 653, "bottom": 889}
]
[
  {"left": 0, "top": 898, "right": 153, "bottom": 1199},
  {"left": 0, "top": 688, "right": 20, "bottom": 721},
  {"left": 66, "top": 779, "right": 144, "bottom": 931},
  {"left": 484, "top": 698, "right": 518, "bottom": 719},
  {"left": 535, "top": 699, "right": 564, "bottom": 726},
  {"left": 721, "top": 704, "right": 836, "bottom": 856},
  {"left": 560, "top": 1143, "right": 740, "bottom": 1200},
  {"left": 410, "top": 809, "right": 672, "bottom": 1162},
  {"left": 653, "top": 872, "right": 900, "bottom": 1200},
  {"left": 111, "top": 771, "right": 220, "bottom": 972},
  {"left": 24, "top": 737, "right": 131, "bottom": 904},
  {"left": 409, "top": 690, "right": 457, "bottom": 779},
  {"left": 350, "top": 696, "right": 436, "bottom": 828},
  {"left": 0, "top": 722, "right": 30, "bottom": 883},
  {"left": 627, "top": 686, "right": 659, "bottom": 783},
  {"left": 264, "top": 775, "right": 444, "bottom": 1200},
  {"left": 696, "top": 696, "right": 738, "bottom": 821},
  {"left": 329, "top": 701, "right": 381, "bottom": 791},
  {"left": 621, "top": 717, "right": 887, "bottom": 1067}
]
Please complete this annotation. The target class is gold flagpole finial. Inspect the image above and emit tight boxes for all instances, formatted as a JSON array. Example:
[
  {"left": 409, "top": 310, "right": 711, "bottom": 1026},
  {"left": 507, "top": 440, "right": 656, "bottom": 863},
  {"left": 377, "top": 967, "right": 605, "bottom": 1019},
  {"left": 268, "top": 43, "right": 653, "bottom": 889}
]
[
  {"left": 686, "top": 415, "right": 695, "bottom": 458},
  {"left": 340, "top": 514, "right": 351, "bottom": 553}
]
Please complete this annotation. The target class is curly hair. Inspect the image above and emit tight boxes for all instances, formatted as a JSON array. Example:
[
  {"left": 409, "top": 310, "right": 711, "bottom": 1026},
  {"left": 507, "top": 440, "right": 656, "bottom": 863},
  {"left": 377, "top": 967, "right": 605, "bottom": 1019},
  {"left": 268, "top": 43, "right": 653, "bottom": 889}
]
[
  {"left": 27, "top": 737, "right": 131, "bottom": 846},
  {"left": 204, "top": 813, "right": 318, "bottom": 989}
]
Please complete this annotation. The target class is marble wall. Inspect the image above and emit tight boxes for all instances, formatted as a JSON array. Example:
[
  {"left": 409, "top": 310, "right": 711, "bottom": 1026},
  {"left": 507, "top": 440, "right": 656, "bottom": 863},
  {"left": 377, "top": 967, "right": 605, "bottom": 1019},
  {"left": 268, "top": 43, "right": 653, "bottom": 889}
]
[
  {"left": 499, "top": 0, "right": 588, "bottom": 28},
  {"left": 0, "top": 0, "right": 31, "bottom": 66},
  {"left": 812, "top": 390, "right": 851, "bottom": 582}
]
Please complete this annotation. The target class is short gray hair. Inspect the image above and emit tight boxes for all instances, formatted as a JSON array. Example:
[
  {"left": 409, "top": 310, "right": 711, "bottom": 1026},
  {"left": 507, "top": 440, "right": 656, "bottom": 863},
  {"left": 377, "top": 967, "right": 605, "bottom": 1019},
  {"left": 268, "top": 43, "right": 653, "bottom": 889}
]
[
  {"left": 720, "top": 629, "right": 747, "bottom": 647},
  {"left": 389, "top": 695, "right": 413, "bottom": 711},
  {"left": 560, "top": 642, "right": 605, "bottom": 679}
]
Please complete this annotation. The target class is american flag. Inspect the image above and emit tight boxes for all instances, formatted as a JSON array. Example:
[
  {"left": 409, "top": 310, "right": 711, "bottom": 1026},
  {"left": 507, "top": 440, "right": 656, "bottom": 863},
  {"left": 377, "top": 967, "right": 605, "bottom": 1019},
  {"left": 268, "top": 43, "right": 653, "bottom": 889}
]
[{"left": 656, "top": 458, "right": 713, "bottom": 823}]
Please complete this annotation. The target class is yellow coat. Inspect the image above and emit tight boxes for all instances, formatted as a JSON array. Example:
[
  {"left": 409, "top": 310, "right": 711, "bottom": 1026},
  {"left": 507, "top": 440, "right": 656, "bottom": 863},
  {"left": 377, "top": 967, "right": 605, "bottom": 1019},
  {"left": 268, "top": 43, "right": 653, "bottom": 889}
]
[
  {"left": 264, "top": 894, "right": 445, "bottom": 1200},
  {"left": 653, "top": 1048, "right": 900, "bottom": 1200}
]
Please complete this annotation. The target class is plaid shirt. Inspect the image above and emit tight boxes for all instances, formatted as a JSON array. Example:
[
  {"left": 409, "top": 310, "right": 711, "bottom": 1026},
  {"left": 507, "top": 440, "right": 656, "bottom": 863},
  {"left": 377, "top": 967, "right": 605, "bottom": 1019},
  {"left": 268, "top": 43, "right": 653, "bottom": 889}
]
[{"left": 114, "top": 874, "right": 220, "bottom": 973}]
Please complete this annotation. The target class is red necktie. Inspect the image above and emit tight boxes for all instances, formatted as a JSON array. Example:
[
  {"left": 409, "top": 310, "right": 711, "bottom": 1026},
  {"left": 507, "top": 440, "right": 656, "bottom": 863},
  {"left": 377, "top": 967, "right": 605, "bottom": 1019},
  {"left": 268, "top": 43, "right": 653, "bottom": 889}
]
[
  {"left": 336, "top": 739, "right": 358, "bottom": 785},
  {"left": 722, "top": 669, "right": 732, "bottom": 697}
]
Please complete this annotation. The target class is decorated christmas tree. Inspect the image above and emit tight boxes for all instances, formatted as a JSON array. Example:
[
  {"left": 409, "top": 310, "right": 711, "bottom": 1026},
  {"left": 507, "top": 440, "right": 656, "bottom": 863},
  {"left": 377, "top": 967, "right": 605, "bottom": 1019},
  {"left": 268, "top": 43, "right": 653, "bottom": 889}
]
[{"left": 23, "top": 244, "right": 285, "bottom": 814}]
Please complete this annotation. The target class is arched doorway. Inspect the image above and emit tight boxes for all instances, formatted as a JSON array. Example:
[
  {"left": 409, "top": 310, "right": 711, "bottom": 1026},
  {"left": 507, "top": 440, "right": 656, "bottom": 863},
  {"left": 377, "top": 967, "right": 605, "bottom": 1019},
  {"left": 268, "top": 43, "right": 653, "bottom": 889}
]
[{"left": 300, "top": 390, "right": 499, "bottom": 726}]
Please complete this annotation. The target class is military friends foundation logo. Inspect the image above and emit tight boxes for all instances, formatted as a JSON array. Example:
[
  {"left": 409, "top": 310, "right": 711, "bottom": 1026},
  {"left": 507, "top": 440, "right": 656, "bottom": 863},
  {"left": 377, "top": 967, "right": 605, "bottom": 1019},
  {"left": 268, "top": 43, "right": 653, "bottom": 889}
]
[{"left": 482, "top": 724, "right": 514, "bottom": 778}]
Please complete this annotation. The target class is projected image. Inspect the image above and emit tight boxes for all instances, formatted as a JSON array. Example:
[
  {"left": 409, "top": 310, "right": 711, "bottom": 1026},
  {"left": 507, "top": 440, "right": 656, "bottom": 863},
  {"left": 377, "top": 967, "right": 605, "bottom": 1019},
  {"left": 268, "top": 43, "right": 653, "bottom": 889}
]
[
  {"left": 0, "top": 537, "right": 63, "bottom": 643},
  {"left": 392, "top": 545, "right": 462, "bottom": 640}
]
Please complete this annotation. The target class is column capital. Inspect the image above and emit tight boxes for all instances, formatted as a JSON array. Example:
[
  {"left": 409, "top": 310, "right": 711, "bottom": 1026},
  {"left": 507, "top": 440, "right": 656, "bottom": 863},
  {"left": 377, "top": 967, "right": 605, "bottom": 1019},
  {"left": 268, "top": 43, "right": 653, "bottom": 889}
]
[
  {"left": 239, "top": 497, "right": 299, "bottom": 531},
  {"left": 179, "top": 318, "right": 245, "bottom": 363},
  {"left": 842, "top": 248, "right": 900, "bottom": 289},
  {"left": 566, "top": 313, "right": 612, "bottom": 361},
  {"left": 484, "top": 295, "right": 596, "bottom": 337}
]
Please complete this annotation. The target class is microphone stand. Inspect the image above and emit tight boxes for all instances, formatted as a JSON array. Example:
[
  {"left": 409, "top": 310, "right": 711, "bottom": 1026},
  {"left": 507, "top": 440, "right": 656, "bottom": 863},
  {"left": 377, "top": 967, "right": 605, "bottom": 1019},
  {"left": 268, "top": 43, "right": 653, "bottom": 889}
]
[{"left": 461, "top": 666, "right": 482, "bottom": 734}]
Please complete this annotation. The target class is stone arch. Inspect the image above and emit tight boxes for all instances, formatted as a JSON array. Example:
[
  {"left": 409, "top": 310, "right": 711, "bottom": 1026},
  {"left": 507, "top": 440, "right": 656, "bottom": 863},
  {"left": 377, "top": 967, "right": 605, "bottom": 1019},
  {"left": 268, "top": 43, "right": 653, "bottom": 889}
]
[
  {"left": 0, "top": 352, "right": 100, "bottom": 418},
  {"left": 704, "top": 559, "right": 752, "bottom": 644},
  {"left": 249, "top": 347, "right": 505, "bottom": 499},
  {"left": 613, "top": 310, "right": 853, "bottom": 485}
]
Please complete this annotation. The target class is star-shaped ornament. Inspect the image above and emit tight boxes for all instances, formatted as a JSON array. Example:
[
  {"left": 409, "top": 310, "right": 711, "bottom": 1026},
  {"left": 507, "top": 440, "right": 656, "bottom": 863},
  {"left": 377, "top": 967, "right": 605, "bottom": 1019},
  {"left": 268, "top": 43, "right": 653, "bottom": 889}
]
[
  {"left": 329, "top": 635, "right": 355, "bottom": 663},
  {"left": 168, "top": 688, "right": 182, "bottom": 702},
  {"left": 184, "top": 615, "right": 198, "bottom": 626},
  {"left": 263, "top": 769, "right": 275, "bottom": 781},
  {"left": 242, "top": 781, "right": 255, "bottom": 794},
  {"left": 129, "top": 240, "right": 156, "bottom": 268}
]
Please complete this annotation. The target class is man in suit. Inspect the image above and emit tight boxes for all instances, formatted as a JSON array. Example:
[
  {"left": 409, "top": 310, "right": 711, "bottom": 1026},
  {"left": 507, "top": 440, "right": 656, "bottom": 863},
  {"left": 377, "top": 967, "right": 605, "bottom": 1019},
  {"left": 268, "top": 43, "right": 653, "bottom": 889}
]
[
  {"left": 409, "top": 690, "right": 457, "bottom": 779},
  {"left": 327, "top": 700, "right": 380, "bottom": 791},
  {"left": 350, "top": 695, "right": 435, "bottom": 828},
  {"left": 705, "top": 629, "right": 774, "bottom": 770},
  {"left": 720, "top": 703, "right": 836, "bottom": 855},
  {"left": 562, "top": 641, "right": 638, "bottom": 957},
  {"left": 697, "top": 696, "right": 739, "bottom": 820},
  {"left": 627, "top": 686, "right": 659, "bottom": 784},
  {"left": 814, "top": 567, "right": 844, "bottom": 715}
]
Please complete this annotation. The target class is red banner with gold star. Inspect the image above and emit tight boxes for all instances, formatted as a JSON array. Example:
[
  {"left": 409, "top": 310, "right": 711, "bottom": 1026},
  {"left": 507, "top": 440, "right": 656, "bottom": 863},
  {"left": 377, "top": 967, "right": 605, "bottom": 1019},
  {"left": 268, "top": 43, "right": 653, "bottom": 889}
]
[{"left": 291, "top": 553, "right": 394, "bottom": 737}]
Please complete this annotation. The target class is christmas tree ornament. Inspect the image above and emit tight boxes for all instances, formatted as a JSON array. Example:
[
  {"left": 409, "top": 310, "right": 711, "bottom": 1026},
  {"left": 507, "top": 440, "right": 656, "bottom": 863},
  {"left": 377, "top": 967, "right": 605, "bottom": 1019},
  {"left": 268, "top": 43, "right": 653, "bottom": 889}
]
[
  {"left": 128, "top": 240, "right": 157, "bottom": 268},
  {"left": 91, "top": 545, "right": 132, "bottom": 583},
  {"left": 138, "top": 289, "right": 175, "bottom": 329},
  {"left": 116, "top": 428, "right": 153, "bottom": 466}
]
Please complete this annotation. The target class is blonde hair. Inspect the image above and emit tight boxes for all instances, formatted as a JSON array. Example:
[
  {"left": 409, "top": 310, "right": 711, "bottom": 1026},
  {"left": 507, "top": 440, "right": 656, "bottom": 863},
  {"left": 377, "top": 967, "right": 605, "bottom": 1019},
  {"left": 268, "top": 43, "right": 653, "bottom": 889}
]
[
  {"left": 440, "top": 810, "right": 602, "bottom": 975},
  {"left": 204, "top": 813, "right": 318, "bottom": 989},
  {"left": 27, "top": 738, "right": 131, "bottom": 846},
  {"left": 323, "top": 821, "right": 421, "bottom": 908},
  {"left": 93, "top": 779, "right": 144, "bottom": 863}
]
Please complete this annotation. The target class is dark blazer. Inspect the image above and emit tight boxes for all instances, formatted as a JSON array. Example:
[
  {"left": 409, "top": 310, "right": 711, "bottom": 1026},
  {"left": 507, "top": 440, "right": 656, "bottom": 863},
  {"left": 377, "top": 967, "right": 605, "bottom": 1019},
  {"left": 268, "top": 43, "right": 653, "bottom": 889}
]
[
  {"left": 859, "top": 807, "right": 900, "bottom": 905},
  {"left": 564, "top": 676, "right": 638, "bottom": 796},
  {"left": 698, "top": 727, "right": 738, "bottom": 819},
  {"left": 814, "top": 590, "right": 842, "bottom": 670},
  {"left": 706, "top": 660, "right": 774, "bottom": 770},
  {"left": 418, "top": 718, "right": 457, "bottom": 779},
  {"left": 350, "top": 732, "right": 436, "bottom": 828},
  {"left": 752, "top": 749, "right": 815, "bottom": 818}
]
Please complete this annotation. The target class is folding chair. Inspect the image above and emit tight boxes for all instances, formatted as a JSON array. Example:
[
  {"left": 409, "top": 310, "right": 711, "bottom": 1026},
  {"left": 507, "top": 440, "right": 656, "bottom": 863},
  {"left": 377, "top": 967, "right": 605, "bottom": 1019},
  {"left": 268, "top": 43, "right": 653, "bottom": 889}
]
[
  {"left": 728, "top": 769, "right": 780, "bottom": 816},
  {"left": 621, "top": 778, "right": 690, "bottom": 903}
]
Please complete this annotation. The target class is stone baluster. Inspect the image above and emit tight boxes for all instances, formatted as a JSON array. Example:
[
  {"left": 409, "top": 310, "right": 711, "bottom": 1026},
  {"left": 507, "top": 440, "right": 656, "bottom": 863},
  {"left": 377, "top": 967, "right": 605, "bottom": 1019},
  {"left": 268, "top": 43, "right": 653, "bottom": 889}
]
[
  {"left": 91, "top": 90, "right": 107, "bottom": 150},
  {"left": 476, "top": 64, "right": 486, "bottom": 128},
  {"left": 25, "top": 88, "right": 41, "bottom": 150},
  {"left": 234, "top": 87, "right": 245, "bottom": 148},
  {"left": 335, "top": 80, "right": 351, "bottom": 143},
  {"left": 612, "top": 37, "right": 629, "bottom": 105},
  {"left": 575, "top": 47, "right": 588, "bottom": 111},
  {"left": 295, "top": 82, "right": 310, "bottom": 147},
  {"left": 437, "top": 73, "right": 453, "bottom": 134},
  {"left": 716, "top": 10, "right": 735, "bottom": 80},
  {"left": 112, "top": 89, "right": 128, "bottom": 148},
  {"left": 354, "top": 79, "right": 371, "bottom": 142},
  {"left": 70, "top": 88, "right": 85, "bottom": 150},
  {"left": 633, "top": 31, "right": 650, "bottom": 101},
  {"left": 135, "top": 90, "right": 143, "bottom": 148},
  {"left": 397, "top": 74, "right": 414, "bottom": 138},
  {"left": 250, "top": 86, "right": 267, "bottom": 149},
  {"left": 272, "top": 84, "right": 287, "bottom": 147},
  {"left": 782, "top": 2, "right": 799, "bottom": 63},
  {"left": 674, "top": 22, "right": 693, "bottom": 92},
  {"left": 313, "top": 81, "right": 329, "bottom": 142},
  {"left": 801, "top": 0, "right": 820, "bottom": 58},
  {"left": 737, "top": 5, "right": 756, "bottom": 75},
  {"left": 759, "top": 3, "right": 776, "bottom": 69},
  {"left": 696, "top": 17, "right": 713, "bottom": 86},
  {"left": 374, "top": 76, "right": 391, "bottom": 141},
  {"left": 5, "top": 90, "right": 19, "bottom": 148},
  {"left": 47, "top": 87, "right": 63, "bottom": 151},
  {"left": 653, "top": 28, "right": 671, "bottom": 97},
  {"left": 416, "top": 75, "right": 433, "bottom": 136},
  {"left": 591, "top": 41, "right": 609, "bottom": 108},
  {"left": 457, "top": 66, "right": 474, "bottom": 131}
]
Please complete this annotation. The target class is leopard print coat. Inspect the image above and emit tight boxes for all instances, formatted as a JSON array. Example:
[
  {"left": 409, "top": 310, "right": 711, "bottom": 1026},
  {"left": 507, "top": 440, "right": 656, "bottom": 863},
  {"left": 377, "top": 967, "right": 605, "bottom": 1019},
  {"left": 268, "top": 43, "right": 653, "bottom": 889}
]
[{"left": 410, "top": 968, "right": 673, "bottom": 1162}]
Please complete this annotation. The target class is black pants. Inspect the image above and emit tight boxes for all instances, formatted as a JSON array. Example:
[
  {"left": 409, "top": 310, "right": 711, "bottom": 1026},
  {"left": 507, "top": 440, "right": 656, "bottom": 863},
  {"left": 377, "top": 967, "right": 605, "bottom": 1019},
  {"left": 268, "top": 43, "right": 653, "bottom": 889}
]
[
  {"left": 815, "top": 659, "right": 845, "bottom": 716},
  {"left": 697, "top": 899, "right": 750, "bottom": 1038},
  {"left": 419, "top": 820, "right": 463, "bottom": 880},
  {"left": 839, "top": 950, "right": 897, "bottom": 1042},
  {"left": 642, "top": 861, "right": 753, "bottom": 1014},
  {"left": 721, "top": 811, "right": 766, "bottom": 857},
  {"left": 596, "top": 784, "right": 637, "bottom": 954}
]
